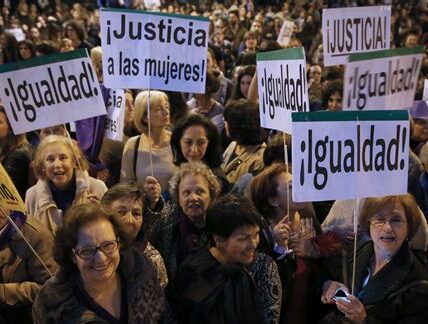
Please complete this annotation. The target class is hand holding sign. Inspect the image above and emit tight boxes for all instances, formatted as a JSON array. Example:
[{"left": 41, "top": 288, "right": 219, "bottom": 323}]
[{"left": 273, "top": 215, "right": 290, "bottom": 248}]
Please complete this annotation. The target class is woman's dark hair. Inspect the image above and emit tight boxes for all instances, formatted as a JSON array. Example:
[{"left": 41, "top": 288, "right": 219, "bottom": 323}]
[
  {"left": 0, "top": 105, "right": 29, "bottom": 155},
  {"left": 54, "top": 203, "right": 131, "bottom": 274},
  {"left": 101, "top": 183, "right": 145, "bottom": 207},
  {"left": 322, "top": 80, "right": 343, "bottom": 108},
  {"left": 165, "top": 91, "right": 188, "bottom": 126},
  {"left": 1, "top": 32, "right": 19, "bottom": 62},
  {"left": 64, "top": 20, "right": 86, "bottom": 42},
  {"left": 263, "top": 133, "right": 291, "bottom": 166},
  {"left": 35, "top": 41, "right": 58, "bottom": 56},
  {"left": 206, "top": 194, "right": 262, "bottom": 242},
  {"left": 17, "top": 39, "right": 37, "bottom": 60},
  {"left": 230, "top": 65, "right": 256, "bottom": 100},
  {"left": 204, "top": 68, "right": 221, "bottom": 96},
  {"left": 171, "top": 114, "right": 222, "bottom": 168},
  {"left": 224, "top": 99, "right": 265, "bottom": 146}
]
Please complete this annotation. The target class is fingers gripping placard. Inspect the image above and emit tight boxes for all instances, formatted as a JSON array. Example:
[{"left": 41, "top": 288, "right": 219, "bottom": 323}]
[
  {"left": 0, "top": 164, "right": 26, "bottom": 212},
  {"left": 291, "top": 110, "right": 409, "bottom": 202}
]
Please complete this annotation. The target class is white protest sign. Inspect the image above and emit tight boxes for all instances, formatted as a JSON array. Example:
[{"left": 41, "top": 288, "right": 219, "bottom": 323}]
[
  {"left": 5, "top": 28, "right": 25, "bottom": 41},
  {"left": 292, "top": 110, "right": 409, "bottom": 202},
  {"left": 144, "top": 0, "right": 161, "bottom": 9},
  {"left": 277, "top": 20, "right": 295, "bottom": 47},
  {"left": 343, "top": 46, "right": 424, "bottom": 111},
  {"left": 0, "top": 49, "right": 106, "bottom": 135},
  {"left": 423, "top": 79, "right": 428, "bottom": 101},
  {"left": 100, "top": 8, "right": 209, "bottom": 93},
  {"left": 322, "top": 6, "right": 391, "bottom": 66},
  {"left": 256, "top": 47, "right": 309, "bottom": 133},
  {"left": 105, "top": 88, "right": 125, "bottom": 142}
]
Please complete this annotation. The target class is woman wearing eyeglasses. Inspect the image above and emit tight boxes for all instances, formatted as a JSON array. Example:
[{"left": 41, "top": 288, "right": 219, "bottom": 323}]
[
  {"left": 32, "top": 203, "right": 165, "bottom": 323},
  {"left": 320, "top": 194, "right": 428, "bottom": 323}
]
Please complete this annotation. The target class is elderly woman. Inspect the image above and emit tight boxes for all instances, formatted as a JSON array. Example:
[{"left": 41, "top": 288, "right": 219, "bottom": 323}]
[
  {"left": 321, "top": 194, "right": 428, "bottom": 323},
  {"left": 101, "top": 183, "right": 168, "bottom": 288},
  {"left": 0, "top": 105, "right": 33, "bottom": 200},
  {"left": 170, "top": 114, "right": 230, "bottom": 194},
  {"left": 120, "top": 90, "right": 174, "bottom": 193},
  {"left": 151, "top": 162, "right": 221, "bottom": 281},
  {"left": 25, "top": 135, "right": 107, "bottom": 236},
  {"left": 222, "top": 99, "right": 266, "bottom": 185},
  {"left": 173, "top": 195, "right": 282, "bottom": 324},
  {"left": 32, "top": 203, "right": 165, "bottom": 323},
  {"left": 0, "top": 210, "right": 57, "bottom": 323}
]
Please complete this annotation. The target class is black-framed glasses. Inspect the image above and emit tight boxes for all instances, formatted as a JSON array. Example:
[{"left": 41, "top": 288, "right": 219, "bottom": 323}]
[
  {"left": 369, "top": 217, "right": 407, "bottom": 229},
  {"left": 72, "top": 239, "right": 120, "bottom": 260}
]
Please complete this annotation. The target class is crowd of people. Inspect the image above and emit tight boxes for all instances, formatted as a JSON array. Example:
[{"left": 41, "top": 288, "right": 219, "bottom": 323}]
[{"left": 1, "top": 0, "right": 428, "bottom": 323}]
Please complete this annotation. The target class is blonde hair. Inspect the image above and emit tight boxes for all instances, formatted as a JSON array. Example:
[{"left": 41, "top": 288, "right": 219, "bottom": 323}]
[
  {"left": 90, "top": 46, "right": 102, "bottom": 80},
  {"left": 133, "top": 90, "right": 169, "bottom": 132},
  {"left": 33, "top": 135, "right": 88, "bottom": 179}
]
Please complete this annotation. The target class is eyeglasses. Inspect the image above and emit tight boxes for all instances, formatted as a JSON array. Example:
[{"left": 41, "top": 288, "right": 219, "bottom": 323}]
[
  {"left": 369, "top": 217, "right": 407, "bottom": 229},
  {"left": 73, "top": 239, "right": 120, "bottom": 260}
]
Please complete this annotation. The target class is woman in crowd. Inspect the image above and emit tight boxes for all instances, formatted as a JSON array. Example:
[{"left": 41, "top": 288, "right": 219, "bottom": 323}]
[
  {"left": 17, "top": 39, "right": 37, "bottom": 60},
  {"left": 0, "top": 105, "right": 33, "bottom": 200},
  {"left": 222, "top": 99, "right": 266, "bottom": 185},
  {"left": 32, "top": 203, "right": 165, "bottom": 323},
  {"left": 151, "top": 162, "right": 221, "bottom": 281},
  {"left": 228, "top": 65, "right": 256, "bottom": 102},
  {"left": 25, "top": 135, "right": 107, "bottom": 236},
  {"left": 101, "top": 183, "right": 168, "bottom": 288},
  {"left": 321, "top": 194, "right": 428, "bottom": 322},
  {"left": 323, "top": 79, "right": 343, "bottom": 112},
  {"left": 0, "top": 210, "right": 57, "bottom": 323},
  {"left": 173, "top": 195, "right": 282, "bottom": 324},
  {"left": 170, "top": 114, "right": 230, "bottom": 194},
  {"left": 63, "top": 19, "right": 93, "bottom": 50},
  {"left": 189, "top": 69, "right": 225, "bottom": 133},
  {"left": 0, "top": 32, "right": 19, "bottom": 64},
  {"left": 248, "top": 163, "right": 342, "bottom": 324},
  {"left": 120, "top": 90, "right": 174, "bottom": 193}
]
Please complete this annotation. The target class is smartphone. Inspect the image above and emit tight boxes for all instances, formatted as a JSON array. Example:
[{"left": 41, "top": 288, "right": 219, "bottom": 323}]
[{"left": 333, "top": 288, "right": 351, "bottom": 303}]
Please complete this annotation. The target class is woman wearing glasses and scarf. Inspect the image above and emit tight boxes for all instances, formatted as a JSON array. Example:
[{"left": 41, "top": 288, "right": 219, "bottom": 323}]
[
  {"left": 320, "top": 194, "right": 428, "bottom": 323},
  {"left": 32, "top": 203, "right": 165, "bottom": 323}
]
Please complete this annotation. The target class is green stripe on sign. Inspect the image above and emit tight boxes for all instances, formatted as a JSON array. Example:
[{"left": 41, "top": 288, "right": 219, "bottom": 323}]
[
  {"left": 0, "top": 49, "right": 88, "bottom": 73},
  {"left": 257, "top": 47, "right": 304, "bottom": 61},
  {"left": 292, "top": 110, "right": 409, "bottom": 122},
  {"left": 101, "top": 7, "right": 209, "bottom": 22},
  {"left": 348, "top": 46, "right": 424, "bottom": 62}
]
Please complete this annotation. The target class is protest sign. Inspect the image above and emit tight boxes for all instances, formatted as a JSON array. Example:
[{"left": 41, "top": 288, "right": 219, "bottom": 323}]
[
  {"left": 322, "top": 6, "right": 391, "bottom": 66},
  {"left": 0, "top": 49, "right": 106, "bottom": 135},
  {"left": 292, "top": 110, "right": 409, "bottom": 202},
  {"left": 423, "top": 79, "right": 428, "bottom": 101},
  {"left": 105, "top": 88, "right": 125, "bottom": 141},
  {"left": 277, "top": 20, "right": 295, "bottom": 47},
  {"left": 343, "top": 46, "right": 424, "bottom": 111},
  {"left": 100, "top": 8, "right": 209, "bottom": 93},
  {"left": 256, "top": 48, "right": 309, "bottom": 133},
  {"left": 0, "top": 163, "right": 26, "bottom": 212},
  {"left": 5, "top": 28, "right": 25, "bottom": 41}
]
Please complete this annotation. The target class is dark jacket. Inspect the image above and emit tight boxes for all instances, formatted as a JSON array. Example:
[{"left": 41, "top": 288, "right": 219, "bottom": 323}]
[{"left": 32, "top": 248, "right": 165, "bottom": 323}]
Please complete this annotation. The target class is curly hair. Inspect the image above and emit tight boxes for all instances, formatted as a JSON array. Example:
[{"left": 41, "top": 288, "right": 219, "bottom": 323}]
[
  {"left": 54, "top": 203, "right": 131, "bottom": 274},
  {"left": 101, "top": 183, "right": 145, "bottom": 208},
  {"left": 224, "top": 99, "right": 265, "bottom": 146},
  {"left": 359, "top": 194, "right": 422, "bottom": 240},
  {"left": 33, "top": 135, "right": 88, "bottom": 179},
  {"left": 169, "top": 162, "right": 221, "bottom": 202},
  {"left": 170, "top": 114, "right": 222, "bottom": 168}
]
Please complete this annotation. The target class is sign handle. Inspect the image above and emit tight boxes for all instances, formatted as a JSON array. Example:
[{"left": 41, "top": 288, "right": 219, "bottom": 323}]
[
  {"left": 283, "top": 132, "right": 290, "bottom": 220},
  {"left": 147, "top": 89, "right": 154, "bottom": 177},
  {"left": 351, "top": 198, "right": 360, "bottom": 295},
  {"left": 1, "top": 208, "right": 54, "bottom": 278}
]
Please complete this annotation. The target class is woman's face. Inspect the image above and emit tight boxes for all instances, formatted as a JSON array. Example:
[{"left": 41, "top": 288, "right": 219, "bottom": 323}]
[
  {"left": 179, "top": 174, "right": 211, "bottom": 226},
  {"left": 149, "top": 97, "right": 170, "bottom": 128},
  {"left": 74, "top": 219, "right": 120, "bottom": 285},
  {"left": 109, "top": 197, "right": 143, "bottom": 240},
  {"left": 0, "top": 112, "right": 11, "bottom": 140},
  {"left": 180, "top": 125, "right": 209, "bottom": 163},
  {"left": 19, "top": 44, "right": 32, "bottom": 60},
  {"left": 245, "top": 36, "right": 257, "bottom": 50},
  {"left": 42, "top": 143, "right": 75, "bottom": 190},
  {"left": 274, "top": 172, "right": 307, "bottom": 212},
  {"left": 369, "top": 203, "right": 408, "bottom": 257},
  {"left": 39, "top": 125, "right": 66, "bottom": 140},
  {"left": 240, "top": 74, "right": 252, "bottom": 98},
  {"left": 327, "top": 91, "right": 343, "bottom": 111},
  {"left": 219, "top": 225, "right": 260, "bottom": 265}
]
